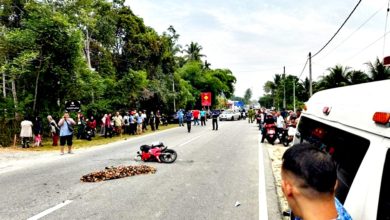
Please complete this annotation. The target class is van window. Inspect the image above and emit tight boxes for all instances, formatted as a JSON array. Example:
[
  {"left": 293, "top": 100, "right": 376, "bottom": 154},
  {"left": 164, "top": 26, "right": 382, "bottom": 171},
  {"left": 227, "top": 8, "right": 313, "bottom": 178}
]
[
  {"left": 377, "top": 149, "right": 390, "bottom": 220},
  {"left": 297, "top": 116, "right": 370, "bottom": 203}
]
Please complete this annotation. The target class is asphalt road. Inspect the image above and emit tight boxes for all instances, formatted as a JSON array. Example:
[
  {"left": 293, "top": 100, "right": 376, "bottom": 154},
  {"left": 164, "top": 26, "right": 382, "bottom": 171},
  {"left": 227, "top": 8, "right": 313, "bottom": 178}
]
[{"left": 0, "top": 120, "right": 281, "bottom": 220}]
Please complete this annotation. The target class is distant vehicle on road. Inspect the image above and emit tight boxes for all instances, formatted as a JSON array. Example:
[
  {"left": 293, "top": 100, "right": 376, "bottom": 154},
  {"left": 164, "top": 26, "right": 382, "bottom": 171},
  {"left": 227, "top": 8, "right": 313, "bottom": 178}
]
[{"left": 219, "top": 110, "right": 240, "bottom": 121}]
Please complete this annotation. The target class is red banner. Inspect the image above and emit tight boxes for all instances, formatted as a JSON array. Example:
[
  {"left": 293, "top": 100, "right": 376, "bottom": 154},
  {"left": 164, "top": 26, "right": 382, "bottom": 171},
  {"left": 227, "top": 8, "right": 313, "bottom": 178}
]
[{"left": 201, "top": 92, "right": 212, "bottom": 106}]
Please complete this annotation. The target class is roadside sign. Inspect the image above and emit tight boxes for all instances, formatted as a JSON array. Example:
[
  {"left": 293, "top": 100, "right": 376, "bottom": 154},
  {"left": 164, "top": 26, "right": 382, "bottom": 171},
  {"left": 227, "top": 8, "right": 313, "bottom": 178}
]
[
  {"left": 201, "top": 92, "right": 212, "bottom": 106},
  {"left": 65, "top": 101, "right": 81, "bottom": 112}
]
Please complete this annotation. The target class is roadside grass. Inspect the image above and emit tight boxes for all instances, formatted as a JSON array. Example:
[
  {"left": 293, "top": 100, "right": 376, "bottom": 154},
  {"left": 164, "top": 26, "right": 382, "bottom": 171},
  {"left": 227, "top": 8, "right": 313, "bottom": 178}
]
[{"left": 2, "top": 124, "right": 178, "bottom": 152}]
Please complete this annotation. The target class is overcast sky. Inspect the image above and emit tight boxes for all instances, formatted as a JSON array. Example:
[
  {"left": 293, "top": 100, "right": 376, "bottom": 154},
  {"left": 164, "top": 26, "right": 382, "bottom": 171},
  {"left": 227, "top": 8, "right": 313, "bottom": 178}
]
[{"left": 127, "top": 0, "right": 389, "bottom": 99}]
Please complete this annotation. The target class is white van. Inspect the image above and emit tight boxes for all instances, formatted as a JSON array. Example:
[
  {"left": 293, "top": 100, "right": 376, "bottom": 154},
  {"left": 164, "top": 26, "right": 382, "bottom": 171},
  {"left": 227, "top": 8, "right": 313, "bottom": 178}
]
[{"left": 293, "top": 79, "right": 390, "bottom": 220}]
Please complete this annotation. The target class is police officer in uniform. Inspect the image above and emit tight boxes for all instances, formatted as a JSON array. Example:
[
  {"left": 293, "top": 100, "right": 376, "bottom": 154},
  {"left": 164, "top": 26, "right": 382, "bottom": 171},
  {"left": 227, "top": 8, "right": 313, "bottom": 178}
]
[{"left": 211, "top": 110, "right": 220, "bottom": 131}]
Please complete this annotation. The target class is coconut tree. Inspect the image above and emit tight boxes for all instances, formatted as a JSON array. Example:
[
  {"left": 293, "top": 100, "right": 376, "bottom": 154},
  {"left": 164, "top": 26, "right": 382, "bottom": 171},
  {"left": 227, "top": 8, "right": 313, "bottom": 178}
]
[
  {"left": 183, "top": 42, "right": 205, "bottom": 61},
  {"left": 365, "top": 57, "right": 390, "bottom": 81},
  {"left": 346, "top": 70, "right": 370, "bottom": 85},
  {"left": 317, "top": 65, "right": 350, "bottom": 90}
]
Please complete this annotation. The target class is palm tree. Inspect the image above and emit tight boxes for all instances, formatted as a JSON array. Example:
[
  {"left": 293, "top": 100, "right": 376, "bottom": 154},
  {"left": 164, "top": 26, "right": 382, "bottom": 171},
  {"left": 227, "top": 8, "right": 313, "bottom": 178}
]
[
  {"left": 183, "top": 42, "right": 206, "bottom": 61},
  {"left": 317, "top": 65, "right": 350, "bottom": 90},
  {"left": 263, "top": 74, "right": 282, "bottom": 107},
  {"left": 346, "top": 70, "right": 370, "bottom": 85},
  {"left": 203, "top": 60, "right": 211, "bottom": 69},
  {"left": 365, "top": 57, "right": 390, "bottom": 81}
]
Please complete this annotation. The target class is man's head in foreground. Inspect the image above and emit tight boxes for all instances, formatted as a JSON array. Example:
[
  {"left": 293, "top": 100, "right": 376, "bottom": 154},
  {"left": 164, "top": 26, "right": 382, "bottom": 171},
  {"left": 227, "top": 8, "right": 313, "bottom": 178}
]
[{"left": 281, "top": 143, "right": 338, "bottom": 219}]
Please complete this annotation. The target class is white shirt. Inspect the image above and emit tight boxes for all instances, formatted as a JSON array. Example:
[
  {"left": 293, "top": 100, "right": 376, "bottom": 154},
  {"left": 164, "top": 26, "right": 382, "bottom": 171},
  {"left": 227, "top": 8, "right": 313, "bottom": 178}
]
[{"left": 276, "top": 115, "right": 285, "bottom": 128}]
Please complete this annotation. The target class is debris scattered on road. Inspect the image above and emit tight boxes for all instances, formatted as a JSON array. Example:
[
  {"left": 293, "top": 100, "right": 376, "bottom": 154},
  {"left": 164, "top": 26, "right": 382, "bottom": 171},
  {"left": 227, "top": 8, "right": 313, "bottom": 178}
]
[
  {"left": 81, "top": 165, "right": 157, "bottom": 182},
  {"left": 235, "top": 201, "right": 241, "bottom": 207}
]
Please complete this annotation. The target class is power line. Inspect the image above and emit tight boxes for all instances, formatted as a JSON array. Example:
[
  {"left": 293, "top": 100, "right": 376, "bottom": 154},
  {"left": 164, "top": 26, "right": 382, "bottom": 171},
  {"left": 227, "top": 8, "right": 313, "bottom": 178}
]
[
  {"left": 312, "top": 0, "right": 362, "bottom": 58},
  {"left": 318, "top": 6, "right": 382, "bottom": 61},
  {"left": 383, "top": 0, "right": 390, "bottom": 57},
  {"left": 298, "top": 58, "right": 309, "bottom": 80},
  {"left": 343, "top": 30, "right": 390, "bottom": 63}
]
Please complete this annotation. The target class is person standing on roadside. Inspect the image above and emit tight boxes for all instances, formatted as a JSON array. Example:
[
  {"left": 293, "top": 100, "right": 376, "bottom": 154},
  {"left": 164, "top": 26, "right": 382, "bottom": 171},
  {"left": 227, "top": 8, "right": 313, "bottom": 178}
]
[
  {"left": 100, "top": 114, "right": 106, "bottom": 136},
  {"left": 76, "top": 114, "right": 86, "bottom": 139},
  {"left": 47, "top": 115, "right": 59, "bottom": 146},
  {"left": 104, "top": 113, "right": 112, "bottom": 138},
  {"left": 149, "top": 111, "right": 156, "bottom": 131},
  {"left": 185, "top": 109, "right": 193, "bottom": 133},
  {"left": 141, "top": 110, "right": 148, "bottom": 132},
  {"left": 177, "top": 109, "right": 184, "bottom": 127},
  {"left": 136, "top": 111, "right": 143, "bottom": 135},
  {"left": 129, "top": 111, "right": 136, "bottom": 135},
  {"left": 123, "top": 112, "right": 130, "bottom": 135},
  {"left": 113, "top": 111, "right": 123, "bottom": 137},
  {"left": 200, "top": 108, "right": 206, "bottom": 126},
  {"left": 192, "top": 109, "right": 199, "bottom": 126},
  {"left": 211, "top": 110, "right": 220, "bottom": 131},
  {"left": 58, "top": 112, "right": 76, "bottom": 155},
  {"left": 155, "top": 110, "right": 161, "bottom": 130},
  {"left": 20, "top": 116, "right": 33, "bottom": 148},
  {"left": 281, "top": 143, "right": 352, "bottom": 220}
]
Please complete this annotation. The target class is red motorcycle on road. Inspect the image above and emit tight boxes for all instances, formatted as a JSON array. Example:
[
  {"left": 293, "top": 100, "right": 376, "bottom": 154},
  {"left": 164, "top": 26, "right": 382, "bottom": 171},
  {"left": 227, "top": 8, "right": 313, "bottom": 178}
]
[{"left": 136, "top": 142, "right": 177, "bottom": 163}]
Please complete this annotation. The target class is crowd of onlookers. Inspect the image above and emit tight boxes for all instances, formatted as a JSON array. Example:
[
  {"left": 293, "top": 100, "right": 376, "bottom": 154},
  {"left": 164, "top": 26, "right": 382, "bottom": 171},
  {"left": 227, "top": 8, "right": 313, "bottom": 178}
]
[
  {"left": 251, "top": 107, "right": 302, "bottom": 130},
  {"left": 18, "top": 109, "right": 168, "bottom": 149}
]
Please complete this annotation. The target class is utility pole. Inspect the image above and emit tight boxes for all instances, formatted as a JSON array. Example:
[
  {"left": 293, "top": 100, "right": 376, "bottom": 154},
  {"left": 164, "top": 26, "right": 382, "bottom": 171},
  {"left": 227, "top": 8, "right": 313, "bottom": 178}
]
[
  {"left": 283, "top": 66, "right": 286, "bottom": 109},
  {"left": 309, "top": 52, "right": 313, "bottom": 97},
  {"left": 172, "top": 74, "right": 176, "bottom": 112},
  {"left": 293, "top": 78, "right": 296, "bottom": 112}
]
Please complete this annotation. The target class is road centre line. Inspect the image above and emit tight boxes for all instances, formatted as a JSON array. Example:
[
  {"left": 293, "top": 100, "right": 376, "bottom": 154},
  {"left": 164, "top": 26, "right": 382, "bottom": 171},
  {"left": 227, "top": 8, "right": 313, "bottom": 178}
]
[
  {"left": 176, "top": 134, "right": 203, "bottom": 147},
  {"left": 27, "top": 200, "right": 73, "bottom": 220},
  {"left": 258, "top": 136, "right": 269, "bottom": 220}
]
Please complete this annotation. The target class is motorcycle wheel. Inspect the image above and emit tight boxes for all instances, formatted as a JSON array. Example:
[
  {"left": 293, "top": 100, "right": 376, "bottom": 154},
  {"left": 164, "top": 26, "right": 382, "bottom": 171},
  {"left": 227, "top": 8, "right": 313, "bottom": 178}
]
[
  {"left": 266, "top": 136, "right": 275, "bottom": 145},
  {"left": 159, "top": 149, "right": 177, "bottom": 163}
]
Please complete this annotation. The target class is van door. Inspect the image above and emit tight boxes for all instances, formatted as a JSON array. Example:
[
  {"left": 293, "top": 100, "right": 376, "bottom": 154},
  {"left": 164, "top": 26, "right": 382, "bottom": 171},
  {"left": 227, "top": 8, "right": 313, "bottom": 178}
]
[
  {"left": 377, "top": 143, "right": 390, "bottom": 220},
  {"left": 294, "top": 116, "right": 370, "bottom": 203}
]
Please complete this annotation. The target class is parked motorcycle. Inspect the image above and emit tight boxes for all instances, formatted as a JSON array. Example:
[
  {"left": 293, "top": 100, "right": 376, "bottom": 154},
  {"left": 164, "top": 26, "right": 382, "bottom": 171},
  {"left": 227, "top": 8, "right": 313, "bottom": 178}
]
[
  {"left": 264, "top": 124, "right": 277, "bottom": 145},
  {"left": 160, "top": 115, "right": 169, "bottom": 126},
  {"left": 137, "top": 142, "right": 177, "bottom": 163},
  {"left": 278, "top": 125, "right": 296, "bottom": 147}
]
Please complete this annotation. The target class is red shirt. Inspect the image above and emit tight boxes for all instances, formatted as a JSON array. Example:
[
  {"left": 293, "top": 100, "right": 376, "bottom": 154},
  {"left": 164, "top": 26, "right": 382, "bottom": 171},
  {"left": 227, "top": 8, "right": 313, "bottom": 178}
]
[{"left": 193, "top": 110, "right": 200, "bottom": 118}]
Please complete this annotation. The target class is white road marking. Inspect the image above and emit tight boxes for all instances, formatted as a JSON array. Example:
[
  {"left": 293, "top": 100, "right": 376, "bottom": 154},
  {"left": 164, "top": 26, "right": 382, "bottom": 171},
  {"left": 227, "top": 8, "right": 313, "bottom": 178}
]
[
  {"left": 176, "top": 135, "right": 203, "bottom": 147},
  {"left": 258, "top": 136, "right": 269, "bottom": 220},
  {"left": 27, "top": 200, "right": 73, "bottom": 220}
]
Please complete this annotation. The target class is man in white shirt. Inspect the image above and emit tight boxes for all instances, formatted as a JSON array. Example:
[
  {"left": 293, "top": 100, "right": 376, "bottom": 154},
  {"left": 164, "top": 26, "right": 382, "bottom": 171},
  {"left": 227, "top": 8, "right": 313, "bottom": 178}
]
[{"left": 276, "top": 111, "right": 285, "bottom": 137}]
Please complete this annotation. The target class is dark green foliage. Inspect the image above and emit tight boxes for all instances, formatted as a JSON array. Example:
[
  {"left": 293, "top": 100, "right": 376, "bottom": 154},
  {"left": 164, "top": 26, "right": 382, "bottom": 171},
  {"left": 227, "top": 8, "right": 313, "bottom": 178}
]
[{"left": 0, "top": 0, "right": 236, "bottom": 146}]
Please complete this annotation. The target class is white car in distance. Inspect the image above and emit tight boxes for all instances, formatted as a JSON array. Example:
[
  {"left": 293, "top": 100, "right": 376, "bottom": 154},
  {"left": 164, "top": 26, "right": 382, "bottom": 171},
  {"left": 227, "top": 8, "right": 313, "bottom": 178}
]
[{"left": 219, "top": 110, "right": 241, "bottom": 121}]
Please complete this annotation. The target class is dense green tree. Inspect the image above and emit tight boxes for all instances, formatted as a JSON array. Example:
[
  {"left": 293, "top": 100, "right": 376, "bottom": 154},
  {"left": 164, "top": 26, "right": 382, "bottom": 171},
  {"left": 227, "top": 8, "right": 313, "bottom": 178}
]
[{"left": 0, "top": 0, "right": 237, "bottom": 146}]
